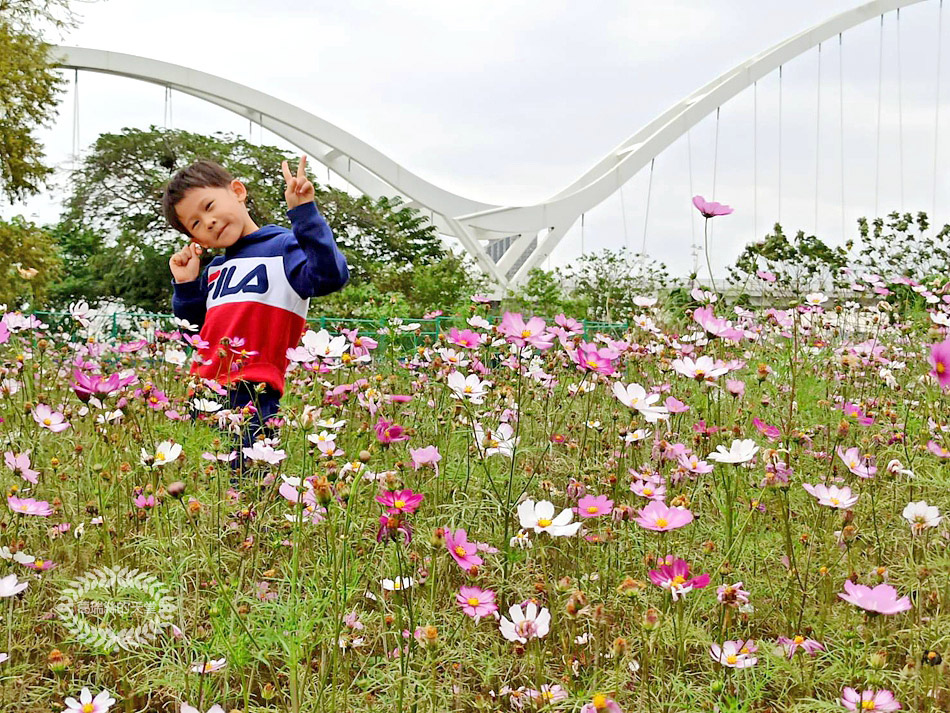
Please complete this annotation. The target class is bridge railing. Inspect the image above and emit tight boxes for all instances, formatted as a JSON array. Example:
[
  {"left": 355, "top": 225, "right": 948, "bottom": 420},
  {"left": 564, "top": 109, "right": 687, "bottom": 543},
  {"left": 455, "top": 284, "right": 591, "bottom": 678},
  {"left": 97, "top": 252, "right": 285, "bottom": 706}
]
[{"left": 27, "top": 311, "right": 631, "bottom": 346}]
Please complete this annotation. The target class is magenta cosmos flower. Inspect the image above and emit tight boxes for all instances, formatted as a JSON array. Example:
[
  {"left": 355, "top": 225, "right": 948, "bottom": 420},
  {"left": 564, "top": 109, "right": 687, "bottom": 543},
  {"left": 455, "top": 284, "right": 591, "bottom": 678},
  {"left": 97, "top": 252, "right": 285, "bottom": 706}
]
[
  {"left": 841, "top": 688, "right": 901, "bottom": 711},
  {"left": 444, "top": 528, "right": 484, "bottom": 571},
  {"left": 376, "top": 489, "right": 424, "bottom": 515},
  {"left": 692, "top": 195, "right": 734, "bottom": 218},
  {"left": 838, "top": 580, "right": 912, "bottom": 615},
  {"left": 7, "top": 496, "right": 52, "bottom": 516},
  {"left": 635, "top": 501, "right": 694, "bottom": 531},
  {"left": 497, "top": 312, "right": 554, "bottom": 350},
  {"left": 929, "top": 337, "right": 950, "bottom": 389},
  {"left": 456, "top": 586, "right": 497, "bottom": 622},
  {"left": 374, "top": 417, "right": 409, "bottom": 444},
  {"left": 648, "top": 556, "right": 709, "bottom": 600},
  {"left": 576, "top": 494, "right": 614, "bottom": 518}
]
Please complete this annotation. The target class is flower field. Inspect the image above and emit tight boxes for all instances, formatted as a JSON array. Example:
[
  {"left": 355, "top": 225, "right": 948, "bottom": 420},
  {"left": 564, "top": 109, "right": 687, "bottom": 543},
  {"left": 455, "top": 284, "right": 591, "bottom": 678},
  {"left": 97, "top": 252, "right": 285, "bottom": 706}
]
[{"left": 1, "top": 292, "right": 950, "bottom": 713}]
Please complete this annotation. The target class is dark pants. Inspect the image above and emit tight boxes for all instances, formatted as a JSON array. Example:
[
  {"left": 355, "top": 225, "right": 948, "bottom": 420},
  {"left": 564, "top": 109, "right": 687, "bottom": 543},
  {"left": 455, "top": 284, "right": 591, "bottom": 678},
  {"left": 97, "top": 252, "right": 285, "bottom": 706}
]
[{"left": 227, "top": 381, "right": 282, "bottom": 471}]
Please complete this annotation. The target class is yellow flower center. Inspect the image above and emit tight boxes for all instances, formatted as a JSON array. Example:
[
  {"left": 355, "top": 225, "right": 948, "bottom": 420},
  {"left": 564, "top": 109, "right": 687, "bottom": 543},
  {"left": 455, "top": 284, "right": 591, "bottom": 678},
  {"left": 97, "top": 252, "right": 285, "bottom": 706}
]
[
  {"left": 156, "top": 453, "right": 165, "bottom": 461},
  {"left": 587, "top": 506, "right": 600, "bottom": 514},
  {"left": 937, "top": 362, "right": 946, "bottom": 374},
  {"left": 862, "top": 702, "right": 876, "bottom": 710},
  {"left": 830, "top": 497, "right": 840, "bottom": 505},
  {"left": 592, "top": 694, "right": 608, "bottom": 710},
  {"left": 851, "top": 410, "right": 859, "bottom": 417},
  {"left": 695, "top": 369, "right": 705, "bottom": 377},
  {"left": 521, "top": 329, "right": 532, "bottom": 338},
  {"left": 740, "top": 646, "right": 750, "bottom": 654},
  {"left": 643, "top": 488, "right": 653, "bottom": 496},
  {"left": 34, "top": 559, "right": 44, "bottom": 567},
  {"left": 203, "top": 662, "right": 215, "bottom": 672},
  {"left": 537, "top": 518, "right": 553, "bottom": 527},
  {"left": 392, "top": 580, "right": 402, "bottom": 590},
  {"left": 467, "top": 597, "right": 480, "bottom": 607},
  {"left": 672, "top": 575, "right": 686, "bottom": 586},
  {"left": 793, "top": 635, "right": 805, "bottom": 644},
  {"left": 726, "top": 654, "right": 738, "bottom": 664},
  {"left": 19, "top": 504, "right": 28, "bottom": 511},
  {"left": 464, "top": 386, "right": 473, "bottom": 393},
  {"left": 587, "top": 359, "right": 599, "bottom": 368},
  {"left": 43, "top": 418, "right": 51, "bottom": 426},
  {"left": 655, "top": 518, "right": 668, "bottom": 528},
  {"left": 394, "top": 499, "right": 405, "bottom": 509},
  {"left": 82, "top": 704, "right": 95, "bottom": 713},
  {"left": 454, "top": 546, "right": 468, "bottom": 556}
]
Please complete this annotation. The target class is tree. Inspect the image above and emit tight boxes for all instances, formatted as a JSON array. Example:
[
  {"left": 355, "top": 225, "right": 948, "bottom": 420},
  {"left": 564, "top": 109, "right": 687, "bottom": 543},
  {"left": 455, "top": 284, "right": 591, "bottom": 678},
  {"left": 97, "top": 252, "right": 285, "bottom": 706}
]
[
  {"left": 0, "top": 216, "right": 61, "bottom": 307},
  {"left": 55, "top": 127, "right": 475, "bottom": 314},
  {"left": 562, "top": 248, "right": 669, "bottom": 321},
  {"left": 0, "top": 19, "right": 66, "bottom": 201}
]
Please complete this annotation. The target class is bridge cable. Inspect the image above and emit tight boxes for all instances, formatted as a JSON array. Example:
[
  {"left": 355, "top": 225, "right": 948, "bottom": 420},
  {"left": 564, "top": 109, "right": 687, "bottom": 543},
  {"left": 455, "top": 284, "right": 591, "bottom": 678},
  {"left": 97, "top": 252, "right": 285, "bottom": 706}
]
[
  {"left": 897, "top": 8, "right": 905, "bottom": 212},
  {"left": 688, "top": 129, "right": 698, "bottom": 274},
  {"left": 779, "top": 65, "right": 783, "bottom": 225},
  {"left": 933, "top": 0, "right": 944, "bottom": 225},
  {"left": 619, "top": 183, "right": 629, "bottom": 250},
  {"left": 641, "top": 158, "right": 655, "bottom": 255},
  {"left": 815, "top": 42, "right": 822, "bottom": 236},
  {"left": 754, "top": 81, "right": 758, "bottom": 243},
  {"left": 840, "top": 33, "right": 846, "bottom": 242},
  {"left": 71, "top": 69, "right": 79, "bottom": 169},
  {"left": 875, "top": 14, "right": 885, "bottom": 218}
]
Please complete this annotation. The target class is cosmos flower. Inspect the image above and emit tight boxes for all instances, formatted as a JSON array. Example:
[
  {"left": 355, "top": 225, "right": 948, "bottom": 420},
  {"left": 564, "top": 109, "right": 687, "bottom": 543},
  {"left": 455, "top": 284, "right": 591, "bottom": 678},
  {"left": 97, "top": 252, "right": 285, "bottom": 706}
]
[
  {"left": 32, "top": 404, "right": 69, "bottom": 432},
  {"left": 901, "top": 501, "right": 941, "bottom": 534},
  {"left": 838, "top": 581, "right": 912, "bottom": 615},
  {"left": 707, "top": 439, "right": 759, "bottom": 464},
  {"left": 444, "top": 529, "right": 484, "bottom": 571},
  {"left": 517, "top": 499, "right": 581, "bottom": 537},
  {"left": 710, "top": 640, "right": 758, "bottom": 668},
  {"left": 802, "top": 483, "right": 859, "bottom": 510},
  {"left": 634, "top": 501, "right": 693, "bottom": 531},
  {"left": 63, "top": 688, "right": 116, "bottom": 713},
  {"left": 456, "top": 586, "right": 497, "bottom": 622},
  {"left": 692, "top": 195, "right": 733, "bottom": 218},
  {"left": 499, "top": 601, "right": 550, "bottom": 643},
  {"left": 648, "top": 556, "right": 709, "bottom": 601},
  {"left": 836, "top": 447, "right": 877, "bottom": 478},
  {"left": 840, "top": 688, "right": 901, "bottom": 711}
]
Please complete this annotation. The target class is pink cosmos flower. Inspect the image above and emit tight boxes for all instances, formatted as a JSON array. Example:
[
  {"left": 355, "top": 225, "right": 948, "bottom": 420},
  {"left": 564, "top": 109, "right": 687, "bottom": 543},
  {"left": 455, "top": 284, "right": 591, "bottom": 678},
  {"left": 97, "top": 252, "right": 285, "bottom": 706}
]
[
  {"left": 190, "top": 657, "right": 227, "bottom": 674},
  {"left": 777, "top": 635, "right": 824, "bottom": 657},
  {"left": 445, "top": 528, "right": 484, "bottom": 571},
  {"left": 554, "top": 314, "right": 584, "bottom": 334},
  {"left": 648, "top": 556, "right": 710, "bottom": 600},
  {"left": 693, "top": 306, "right": 746, "bottom": 341},
  {"left": 838, "top": 580, "right": 912, "bottom": 615},
  {"left": 677, "top": 452, "right": 714, "bottom": 475},
  {"left": 840, "top": 688, "right": 901, "bottom": 711},
  {"left": 409, "top": 445, "right": 441, "bottom": 470},
  {"left": 497, "top": 312, "right": 554, "bottom": 350},
  {"left": 802, "top": 483, "right": 859, "bottom": 510},
  {"left": 374, "top": 418, "right": 409, "bottom": 444},
  {"left": 572, "top": 342, "right": 617, "bottom": 375},
  {"left": 692, "top": 195, "right": 734, "bottom": 218},
  {"left": 576, "top": 495, "right": 614, "bottom": 518},
  {"left": 376, "top": 489, "right": 424, "bottom": 515},
  {"left": 580, "top": 694, "right": 622, "bottom": 713},
  {"left": 630, "top": 477, "right": 666, "bottom": 500},
  {"left": 32, "top": 404, "right": 69, "bottom": 432},
  {"left": 839, "top": 401, "right": 874, "bottom": 426},
  {"left": 456, "top": 585, "right": 497, "bottom": 621},
  {"left": 71, "top": 369, "right": 137, "bottom": 402},
  {"left": 753, "top": 417, "right": 781, "bottom": 442},
  {"left": 664, "top": 396, "right": 689, "bottom": 413},
  {"left": 527, "top": 684, "right": 569, "bottom": 706},
  {"left": 3, "top": 451, "right": 38, "bottom": 485},
  {"left": 926, "top": 440, "right": 950, "bottom": 458},
  {"left": 836, "top": 446, "right": 877, "bottom": 478},
  {"left": 7, "top": 496, "right": 52, "bottom": 516},
  {"left": 635, "top": 501, "right": 694, "bottom": 531},
  {"left": 757, "top": 270, "right": 777, "bottom": 282},
  {"left": 22, "top": 557, "right": 56, "bottom": 571},
  {"left": 929, "top": 337, "right": 950, "bottom": 389},
  {"left": 447, "top": 327, "right": 485, "bottom": 349}
]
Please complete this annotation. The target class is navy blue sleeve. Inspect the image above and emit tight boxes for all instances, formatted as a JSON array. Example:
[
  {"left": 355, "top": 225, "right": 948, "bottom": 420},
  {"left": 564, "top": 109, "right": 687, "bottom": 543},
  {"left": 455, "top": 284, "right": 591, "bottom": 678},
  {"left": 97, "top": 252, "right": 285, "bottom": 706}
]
[
  {"left": 171, "top": 271, "right": 208, "bottom": 329},
  {"left": 283, "top": 202, "right": 350, "bottom": 298}
]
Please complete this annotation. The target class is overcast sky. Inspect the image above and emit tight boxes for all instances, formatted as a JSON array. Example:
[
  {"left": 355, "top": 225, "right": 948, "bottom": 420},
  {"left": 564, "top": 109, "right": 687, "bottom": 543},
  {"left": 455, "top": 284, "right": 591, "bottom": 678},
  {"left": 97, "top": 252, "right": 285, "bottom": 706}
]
[{"left": 5, "top": 0, "right": 949, "bottom": 279}]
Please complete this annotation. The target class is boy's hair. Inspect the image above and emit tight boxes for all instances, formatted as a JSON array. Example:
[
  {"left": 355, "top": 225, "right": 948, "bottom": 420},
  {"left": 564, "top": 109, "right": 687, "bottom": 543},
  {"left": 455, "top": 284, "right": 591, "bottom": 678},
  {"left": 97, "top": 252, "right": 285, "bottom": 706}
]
[{"left": 162, "top": 159, "right": 234, "bottom": 236}]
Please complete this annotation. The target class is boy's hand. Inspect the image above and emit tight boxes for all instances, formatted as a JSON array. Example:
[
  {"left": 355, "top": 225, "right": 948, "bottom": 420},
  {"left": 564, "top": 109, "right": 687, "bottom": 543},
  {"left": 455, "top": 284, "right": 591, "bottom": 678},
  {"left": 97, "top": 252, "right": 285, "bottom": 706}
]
[
  {"left": 282, "top": 155, "right": 315, "bottom": 210},
  {"left": 169, "top": 242, "right": 203, "bottom": 283}
]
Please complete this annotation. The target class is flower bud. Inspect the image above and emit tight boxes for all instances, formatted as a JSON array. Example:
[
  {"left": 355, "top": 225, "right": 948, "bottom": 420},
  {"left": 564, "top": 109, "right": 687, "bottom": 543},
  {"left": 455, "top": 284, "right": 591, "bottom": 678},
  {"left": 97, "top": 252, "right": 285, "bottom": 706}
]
[
  {"left": 167, "top": 481, "right": 186, "bottom": 499},
  {"left": 642, "top": 607, "right": 661, "bottom": 630}
]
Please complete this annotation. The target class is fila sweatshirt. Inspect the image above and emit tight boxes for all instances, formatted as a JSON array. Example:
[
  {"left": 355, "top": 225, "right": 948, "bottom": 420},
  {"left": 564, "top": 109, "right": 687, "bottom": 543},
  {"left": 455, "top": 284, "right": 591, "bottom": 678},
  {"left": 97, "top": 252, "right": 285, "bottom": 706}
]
[{"left": 171, "top": 202, "right": 349, "bottom": 395}]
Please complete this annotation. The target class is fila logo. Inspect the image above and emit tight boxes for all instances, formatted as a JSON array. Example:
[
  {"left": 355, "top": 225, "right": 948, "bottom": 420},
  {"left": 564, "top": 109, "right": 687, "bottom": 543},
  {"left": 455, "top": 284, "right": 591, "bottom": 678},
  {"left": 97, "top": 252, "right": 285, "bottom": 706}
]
[{"left": 209, "top": 264, "right": 270, "bottom": 299}]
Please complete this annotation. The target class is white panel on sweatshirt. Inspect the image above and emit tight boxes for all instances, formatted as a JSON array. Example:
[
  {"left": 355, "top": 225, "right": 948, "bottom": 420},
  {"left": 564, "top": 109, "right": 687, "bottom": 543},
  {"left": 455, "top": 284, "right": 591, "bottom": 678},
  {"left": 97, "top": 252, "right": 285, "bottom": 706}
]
[{"left": 205, "top": 256, "right": 310, "bottom": 318}]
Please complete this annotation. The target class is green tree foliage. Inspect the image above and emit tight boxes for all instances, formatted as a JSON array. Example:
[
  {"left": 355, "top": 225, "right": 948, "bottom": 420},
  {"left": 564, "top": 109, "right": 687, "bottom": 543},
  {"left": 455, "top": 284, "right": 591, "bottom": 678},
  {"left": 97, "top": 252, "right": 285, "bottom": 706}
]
[
  {"left": 0, "top": 215, "right": 61, "bottom": 307},
  {"left": 0, "top": 18, "right": 65, "bottom": 201},
  {"left": 562, "top": 248, "right": 669, "bottom": 321},
  {"left": 853, "top": 211, "right": 950, "bottom": 283},
  {"left": 504, "top": 267, "right": 588, "bottom": 317},
  {"left": 728, "top": 223, "right": 849, "bottom": 297},
  {"left": 56, "top": 127, "right": 474, "bottom": 315}
]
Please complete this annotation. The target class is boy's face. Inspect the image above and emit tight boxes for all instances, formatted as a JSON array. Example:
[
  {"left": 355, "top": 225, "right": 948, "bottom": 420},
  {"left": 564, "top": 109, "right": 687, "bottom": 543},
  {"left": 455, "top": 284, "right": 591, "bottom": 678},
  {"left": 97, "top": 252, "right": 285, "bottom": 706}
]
[{"left": 175, "top": 180, "right": 255, "bottom": 249}]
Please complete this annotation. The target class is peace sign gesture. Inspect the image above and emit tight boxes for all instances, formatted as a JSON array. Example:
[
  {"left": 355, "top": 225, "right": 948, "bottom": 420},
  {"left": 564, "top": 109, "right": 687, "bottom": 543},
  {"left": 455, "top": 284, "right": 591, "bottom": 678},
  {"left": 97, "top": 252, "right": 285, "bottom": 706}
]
[{"left": 281, "top": 155, "right": 315, "bottom": 210}]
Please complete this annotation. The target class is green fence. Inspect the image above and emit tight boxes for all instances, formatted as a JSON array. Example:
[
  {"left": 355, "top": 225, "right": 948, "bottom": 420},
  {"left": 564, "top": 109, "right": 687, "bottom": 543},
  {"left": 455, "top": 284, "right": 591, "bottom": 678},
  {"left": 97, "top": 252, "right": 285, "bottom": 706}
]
[{"left": 29, "top": 311, "right": 630, "bottom": 345}]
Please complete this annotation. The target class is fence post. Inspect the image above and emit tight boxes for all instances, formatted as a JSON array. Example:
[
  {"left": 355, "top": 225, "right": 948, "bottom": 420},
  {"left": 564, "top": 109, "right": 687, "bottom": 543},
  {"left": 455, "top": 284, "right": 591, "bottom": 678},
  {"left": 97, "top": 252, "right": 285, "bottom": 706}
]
[
  {"left": 320, "top": 316, "right": 326, "bottom": 331},
  {"left": 112, "top": 313, "right": 118, "bottom": 339}
]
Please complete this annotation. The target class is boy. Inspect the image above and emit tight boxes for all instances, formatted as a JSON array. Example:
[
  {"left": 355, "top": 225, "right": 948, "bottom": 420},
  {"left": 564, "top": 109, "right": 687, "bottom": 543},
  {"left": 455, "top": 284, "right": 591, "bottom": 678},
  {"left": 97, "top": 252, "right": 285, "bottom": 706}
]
[{"left": 164, "top": 156, "right": 348, "bottom": 460}]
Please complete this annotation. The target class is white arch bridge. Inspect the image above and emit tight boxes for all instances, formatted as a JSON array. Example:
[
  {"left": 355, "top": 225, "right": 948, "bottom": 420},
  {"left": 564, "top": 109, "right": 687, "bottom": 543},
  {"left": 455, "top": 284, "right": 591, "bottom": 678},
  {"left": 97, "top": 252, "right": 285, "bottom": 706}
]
[{"left": 52, "top": 0, "right": 943, "bottom": 290}]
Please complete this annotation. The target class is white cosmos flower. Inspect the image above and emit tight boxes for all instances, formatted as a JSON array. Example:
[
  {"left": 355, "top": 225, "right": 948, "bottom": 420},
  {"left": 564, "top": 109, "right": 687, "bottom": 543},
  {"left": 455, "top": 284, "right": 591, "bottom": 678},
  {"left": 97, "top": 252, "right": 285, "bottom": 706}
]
[
  {"left": 0, "top": 574, "right": 28, "bottom": 597},
  {"left": 242, "top": 443, "right": 287, "bottom": 464},
  {"left": 447, "top": 371, "right": 490, "bottom": 404},
  {"left": 671, "top": 355, "right": 729, "bottom": 381},
  {"left": 142, "top": 441, "right": 183, "bottom": 467},
  {"left": 517, "top": 499, "right": 581, "bottom": 537},
  {"left": 623, "top": 428, "right": 652, "bottom": 444},
  {"left": 804, "top": 292, "right": 828, "bottom": 306},
  {"left": 381, "top": 577, "right": 414, "bottom": 591},
  {"left": 473, "top": 423, "right": 519, "bottom": 458},
  {"left": 164, "top": 348, "right": 188, "bottom": 366},
  {"left": 612, "top": 382, "right": 669, "bottom": 422},
  {"left": 192, "top": 398, "right": 222, "bottom": 413},
  {"left": 902, "top": 501, "right": 941, "bottom": 534},
  {"left": 287, "top": 329, "right": 349, "bottom": 363},
  {"left": 707, "top": 439, "right": 759, "bottom": 464},
  {"left": 315, "top": 418, "right": 346, "bottom": 430},
  {"left": 499, "top": 601, "right": 551, "bottom": 643}
]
